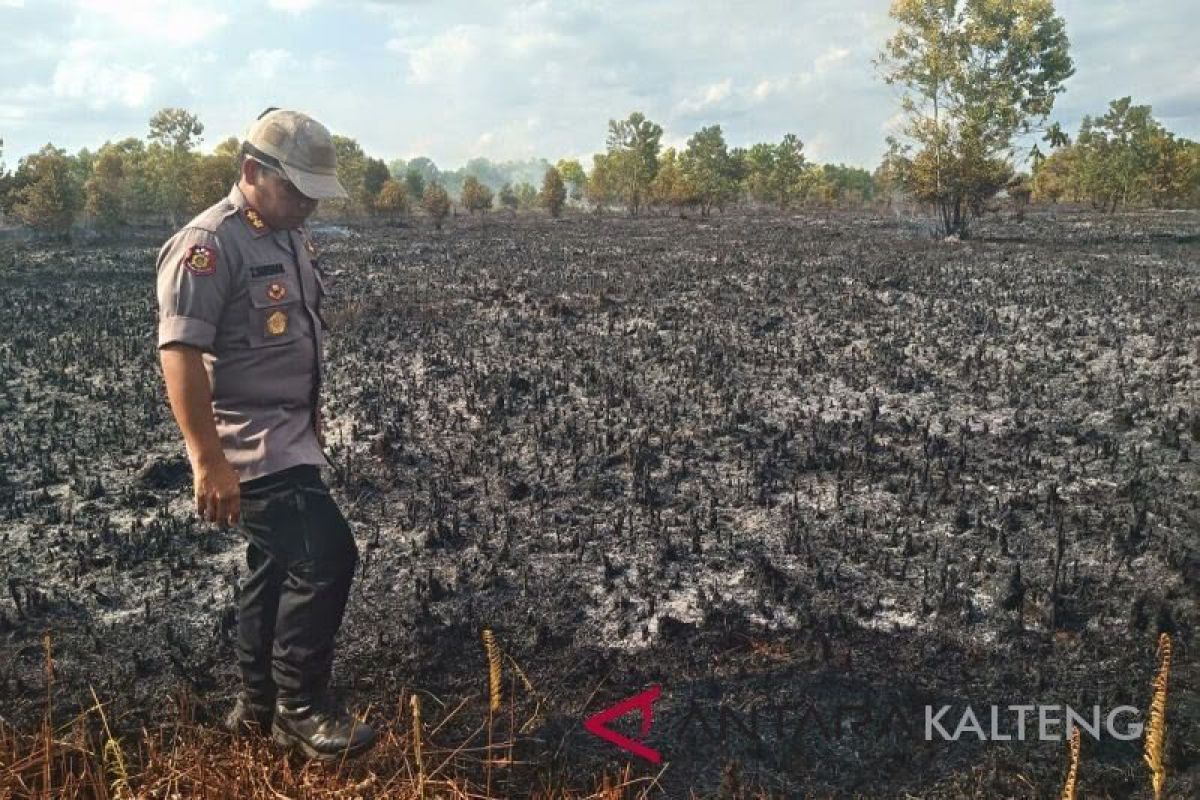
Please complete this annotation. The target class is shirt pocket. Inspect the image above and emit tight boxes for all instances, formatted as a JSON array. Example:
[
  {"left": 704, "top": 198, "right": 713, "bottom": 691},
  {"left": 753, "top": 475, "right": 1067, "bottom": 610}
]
[{"left": 247, "top": 274, "right": 303, "bottom": 348}]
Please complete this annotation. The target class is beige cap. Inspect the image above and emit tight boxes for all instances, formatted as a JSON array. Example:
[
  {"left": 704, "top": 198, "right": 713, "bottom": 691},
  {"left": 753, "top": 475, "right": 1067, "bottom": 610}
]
[{"left": 244, "top": 109, "right": 348, "bottom": 200}]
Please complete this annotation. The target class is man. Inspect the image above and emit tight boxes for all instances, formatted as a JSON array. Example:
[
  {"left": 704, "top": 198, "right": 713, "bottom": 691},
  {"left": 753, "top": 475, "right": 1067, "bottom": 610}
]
[{"left": 155, "top": 108, "right": 376, "bottom": 760}]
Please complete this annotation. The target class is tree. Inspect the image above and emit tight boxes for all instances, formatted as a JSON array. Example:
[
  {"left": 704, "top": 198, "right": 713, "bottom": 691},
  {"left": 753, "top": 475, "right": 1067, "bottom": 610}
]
[
  {"left": 403, "top": 169, "right": 426, "bottom": 203},
  {"left": 873, "top": 136, "right": 912, "bottom": 208},
  {"left": 498, "top": 182, "right": 518, "bottom": 213},
  {"left": 148, "top": 107, "right": 204, "bottom": 225},
  {"left": 421, "top": 182, "right": 451, "bottom": 229},
  {"left": 743, "top": 143, "right": 777, "bottom": 206},
  {"left": 362, "top": 157, "right": 391, "bottom": 212},
  {"left": 555, "top": 158, "right": 587, "bottom": 202},
  {"left": 461, "top": 175, "right": 494, "bottom": 213},
  {"left": 187, "top": 136, "right": 240, "bottom": 215},
  {"left": 770, "top": 134, "right": 807, "bottom": 208},
  {"left": 329, "top": 135, "right": 367, "bottom": 216},
  {"left": 12, "top": 144, "right": 82, "bottom": 234},
  {"left": 680, "top": 124, "right": 738, "bottom": 215},
  {"left": 388, "top": 158, "right": 407, "bottom": 178},
  {"left": 83, "top": 147, "right": 125, "bottom": 229},
  {"left": 605, "top": 111, "right": 663, "bottom": 215},
  {"left": 539, "top": 166, "right": 567, "bottom": 217},
  {"left": 1074, "top": 97, "right": 1161, "bottom": 211},
  {"left": 649, "top": 147, "right": 693, "bottom": 212},
  {"left": 876, "top": 0, "right": 1074, "bottom": 235},
  {"left": 514, "top": 181, "right": 538, "bottom": 210},
  {"left": 375, "top": 178, "right": 410, "bottom": 220},
  {"left": 585, "top": 154, "right": 618, "bottom": 212}
]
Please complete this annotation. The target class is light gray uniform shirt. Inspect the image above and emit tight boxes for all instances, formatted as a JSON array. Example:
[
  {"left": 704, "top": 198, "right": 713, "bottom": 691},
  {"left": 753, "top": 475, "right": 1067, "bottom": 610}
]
[{"left": 156, "top": 183, "right": 330, "bottom": 483}]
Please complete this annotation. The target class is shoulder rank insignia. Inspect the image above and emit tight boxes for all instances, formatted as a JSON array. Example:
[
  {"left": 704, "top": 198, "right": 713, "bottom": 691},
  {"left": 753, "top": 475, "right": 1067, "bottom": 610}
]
[
  {"left": 266, "top": 282, "right": 287, "bottom": 301},
  {"left": 244, "top": 207, "right": 268, "bottom": 232},
  {"left": 266, "top": 310, "right": 288, "bottom": 336},
  {"left": 182, "top": 244, "right": 216, "bottom": 276}
]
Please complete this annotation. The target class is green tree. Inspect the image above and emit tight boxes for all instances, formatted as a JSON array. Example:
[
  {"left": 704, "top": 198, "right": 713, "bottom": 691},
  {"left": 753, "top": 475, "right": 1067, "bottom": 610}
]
[
  {"left": 362, "top": 157, "right": 391, "bottom": 212},
  {"left": 605, "top": 111, "right": 663, "bottom": 215},
  {"left": 329, "top": 135, "right": 367, "bottom": 216},
  {"left": 1074, "top": 97, "right": 1162, "bottom": 211},
  {"left": 498, "top": 182, "right": 518, "bottom": 212},
  {"left": 388, "top": 158, "right": 408, "bottom": 178},
  {"left": 743, "top": 143, "right": 776, "bottom": 206},
  {"left": 539, "top": 166, "right": 567, "bottom": 217},
  {"left": 188, "top": 136, "right": 240, "bottom": 215},
  {"left": 555, "top": 158, "right": 587, "bottom": 202},
  {"left": 770, "top": 134, "right": 807, "bottom": 208},
  {"left": 876, "top": 0, "right": 1074, "bottom": 235},
  {"left": 649, "top": 147, "right": 693, "bottom": 212},
  {"left": 461, "top": 175, "right": 494, "bottom": 213},
  {"left": 421, "top": 182, "right": 451, "bottom": 229},
  {"left": 403, "top": 169, "right": 426, "bottom": 203},
  {"left": 84, "top": 146, "right": 125, "bottom": 229},
  {"left": 680, "top": 124, "right": 738, "bottom": 215},
  {"left": 12, "top": 144, "right": 82, "bottom": 235},
  {"left": 148, "top": 107, "right": 204, "bottom": 225},
  {"left": 514, "top": 181, "right": 538, "bottom": 210},
  {"left": 585, "top": 154, "right": 618, "bottom": 211}
]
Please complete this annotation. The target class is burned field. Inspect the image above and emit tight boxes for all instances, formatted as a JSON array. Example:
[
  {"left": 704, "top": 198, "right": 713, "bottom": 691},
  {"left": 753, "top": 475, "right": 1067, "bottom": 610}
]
[{"left": 0, "top": 209, "right": 1197, "bottom": 797}]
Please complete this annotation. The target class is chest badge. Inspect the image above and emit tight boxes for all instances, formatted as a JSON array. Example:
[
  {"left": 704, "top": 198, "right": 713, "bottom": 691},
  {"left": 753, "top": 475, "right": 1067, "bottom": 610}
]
[
  {"left": 244, "top": 207, "right": 268, "bottom": 232},
  {"left": 182, "top": 244, "right": 216, "bottom": 276},
  {"left": 266, "top": 310, "right": 289, "bottom": 337},
  {"left": 266, "top": 282, "right": 287, "bottom": 301}
]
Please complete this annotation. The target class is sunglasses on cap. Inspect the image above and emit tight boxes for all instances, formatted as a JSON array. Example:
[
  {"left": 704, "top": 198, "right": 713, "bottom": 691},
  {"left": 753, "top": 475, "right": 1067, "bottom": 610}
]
[{"left": 248, "top": 156, "right": 313, "bottom": 200}]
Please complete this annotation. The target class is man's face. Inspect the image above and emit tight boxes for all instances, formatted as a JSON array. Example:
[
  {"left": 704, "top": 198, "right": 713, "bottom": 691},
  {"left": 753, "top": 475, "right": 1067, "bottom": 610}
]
[{"left": 247, "top": 159, "right": 319, "bottom": 230}]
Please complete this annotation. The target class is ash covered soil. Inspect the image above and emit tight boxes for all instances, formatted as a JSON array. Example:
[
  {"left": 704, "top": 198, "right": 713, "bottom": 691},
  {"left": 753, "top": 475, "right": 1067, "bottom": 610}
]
[{"left": 0, "top": 208, "right": 1197, "bottom": 798}]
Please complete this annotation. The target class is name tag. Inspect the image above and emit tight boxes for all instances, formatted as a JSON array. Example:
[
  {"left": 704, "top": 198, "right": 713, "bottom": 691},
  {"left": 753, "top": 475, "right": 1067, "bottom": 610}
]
[{"left": 250, "top": 263, "right": 285, "bottom": 278}]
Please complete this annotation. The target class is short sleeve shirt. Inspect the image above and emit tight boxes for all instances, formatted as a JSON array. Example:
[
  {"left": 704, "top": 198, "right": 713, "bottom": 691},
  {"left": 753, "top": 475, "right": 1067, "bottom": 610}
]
[{"left": 156, "top": 183, "right": 331, "bottom": 483}]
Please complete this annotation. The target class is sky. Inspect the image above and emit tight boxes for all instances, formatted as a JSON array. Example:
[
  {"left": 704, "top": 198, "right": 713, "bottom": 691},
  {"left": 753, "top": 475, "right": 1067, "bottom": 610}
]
[{"left": 1, "top": 0, "right": 1197, "bottom": 171}]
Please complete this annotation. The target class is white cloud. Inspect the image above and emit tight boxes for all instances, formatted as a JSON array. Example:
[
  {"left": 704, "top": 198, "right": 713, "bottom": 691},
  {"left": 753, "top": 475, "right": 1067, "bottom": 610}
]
[
  {"left": 266, "top": 0, "right": 320, "bottom": 11},
  {"left": 245, "top": 48, "right": 296, "bottom": 81},
  {"left": 814, "top": 46, "right": 851, "bottom": 74},
  {"left": 72, "top": 0, "right": 229, "bottom": 47},
  {"left": 677, "top": 78, "right": 733, "bottom": 113},
  {"left": 51, "top": 41, "right": 155, "bottom": 109},
  {"left": 396, "top": 25, "right": 486, "bottom": 85}
]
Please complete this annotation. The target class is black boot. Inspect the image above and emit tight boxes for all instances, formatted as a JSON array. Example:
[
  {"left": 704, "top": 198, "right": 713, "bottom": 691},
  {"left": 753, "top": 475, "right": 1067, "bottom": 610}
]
[
  {"left": 271, "top": 696, "right": 377, "bottom": 761},
  {"left": 223, "top": 692, "right": 275, "bottom": 736}
]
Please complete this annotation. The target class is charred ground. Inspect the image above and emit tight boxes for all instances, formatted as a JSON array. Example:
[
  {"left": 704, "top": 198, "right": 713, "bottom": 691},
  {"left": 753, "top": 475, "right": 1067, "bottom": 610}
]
[{"left": 0, "top": 208, "right": 1197, "bottom": 798}]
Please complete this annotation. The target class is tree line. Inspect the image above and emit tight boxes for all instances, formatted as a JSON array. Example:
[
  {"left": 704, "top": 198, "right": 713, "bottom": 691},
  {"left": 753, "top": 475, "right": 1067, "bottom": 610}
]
[{"left": 1, "top": 1, "right": 1197, "bottom": 237}]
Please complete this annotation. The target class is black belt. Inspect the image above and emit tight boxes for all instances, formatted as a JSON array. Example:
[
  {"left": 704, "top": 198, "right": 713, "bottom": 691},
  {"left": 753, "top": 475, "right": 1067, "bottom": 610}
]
[{"left": 241, "top": 464, "right": 322, "bottom": 497}]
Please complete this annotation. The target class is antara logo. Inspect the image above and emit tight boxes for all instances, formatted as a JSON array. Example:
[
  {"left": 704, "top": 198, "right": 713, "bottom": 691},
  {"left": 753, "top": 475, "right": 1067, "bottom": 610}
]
[{"left": 583, "top": 685, "right": 663, "bottom": 763}]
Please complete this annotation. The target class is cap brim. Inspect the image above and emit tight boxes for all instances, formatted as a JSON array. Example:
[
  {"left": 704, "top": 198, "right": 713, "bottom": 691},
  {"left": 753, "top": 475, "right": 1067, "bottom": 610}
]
[{"left": 280, "top": 163, "right": 348, "bottom": 200}]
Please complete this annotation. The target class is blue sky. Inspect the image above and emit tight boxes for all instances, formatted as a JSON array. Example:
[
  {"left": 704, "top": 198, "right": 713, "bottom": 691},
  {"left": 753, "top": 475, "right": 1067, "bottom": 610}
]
[{"left": 1, "top": 0, "right": 1197, "bottom": 171}]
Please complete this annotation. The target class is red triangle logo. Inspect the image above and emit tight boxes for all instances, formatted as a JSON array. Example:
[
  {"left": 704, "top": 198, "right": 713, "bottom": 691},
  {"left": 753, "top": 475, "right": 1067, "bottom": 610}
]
[{"left": 583, "top": 685, "right": 662, "bottom": 763}]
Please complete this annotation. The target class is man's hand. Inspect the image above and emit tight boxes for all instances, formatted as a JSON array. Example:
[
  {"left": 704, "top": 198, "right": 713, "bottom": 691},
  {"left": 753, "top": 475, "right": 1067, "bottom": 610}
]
[
  {"left": 160, "top": 344, "right": 241, "bottom": 525},
  {"left": 193, "top": 455, "right": 241, "bottom": 526}
]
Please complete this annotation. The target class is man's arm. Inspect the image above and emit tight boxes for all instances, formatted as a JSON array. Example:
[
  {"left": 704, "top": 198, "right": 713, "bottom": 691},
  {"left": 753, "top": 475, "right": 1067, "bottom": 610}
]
[{"left": 160, "top": 344, "right": 241, "bottom": 525}]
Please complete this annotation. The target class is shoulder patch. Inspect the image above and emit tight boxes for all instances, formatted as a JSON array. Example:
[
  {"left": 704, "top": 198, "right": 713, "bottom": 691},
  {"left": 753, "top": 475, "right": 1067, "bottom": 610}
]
[{"left": 183, "top": 244, "right": 217, "bottom": 276}]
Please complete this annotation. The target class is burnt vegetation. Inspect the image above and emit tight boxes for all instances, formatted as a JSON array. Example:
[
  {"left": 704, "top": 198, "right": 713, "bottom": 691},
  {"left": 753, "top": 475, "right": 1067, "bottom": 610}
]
[{"left": 0, "top": 207, "right": 1197, "bottom": 797}]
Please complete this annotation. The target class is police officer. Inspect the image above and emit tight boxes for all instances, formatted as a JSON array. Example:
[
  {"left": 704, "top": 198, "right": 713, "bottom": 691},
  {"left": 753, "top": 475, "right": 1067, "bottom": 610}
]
[{"left": 156, "top": 108, "right": 376, "bottom": 760}]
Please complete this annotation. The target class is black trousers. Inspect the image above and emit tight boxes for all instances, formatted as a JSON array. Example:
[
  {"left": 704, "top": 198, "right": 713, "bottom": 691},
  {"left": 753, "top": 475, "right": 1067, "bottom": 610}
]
[{"left": 235, "top": 465, "right": 358, "bottom": 704}]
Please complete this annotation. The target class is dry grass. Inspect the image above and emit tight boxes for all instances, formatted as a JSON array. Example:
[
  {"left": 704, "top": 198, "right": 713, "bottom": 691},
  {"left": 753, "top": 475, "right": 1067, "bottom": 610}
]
[
  {"left": 0, "top": 633, "right": 675, "bottom": 800},
  {"left": 1143, "top": 632, "right": 1172, "bottom": 800},
  {"left": 1059, "top": 726, "right": 1080, "bottom": 800}
]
